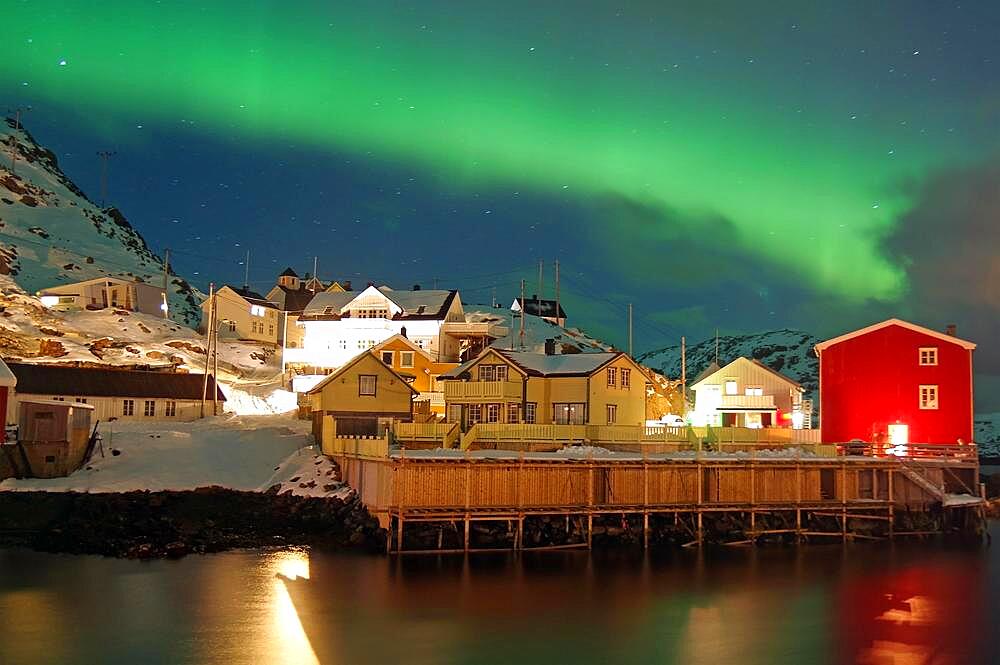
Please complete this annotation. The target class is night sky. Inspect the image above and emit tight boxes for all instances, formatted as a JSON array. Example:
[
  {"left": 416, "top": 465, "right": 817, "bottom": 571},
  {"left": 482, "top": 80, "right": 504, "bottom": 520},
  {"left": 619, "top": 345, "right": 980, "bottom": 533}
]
[{"left": 2, "top": 2, "right": 998, "bottom": 401}]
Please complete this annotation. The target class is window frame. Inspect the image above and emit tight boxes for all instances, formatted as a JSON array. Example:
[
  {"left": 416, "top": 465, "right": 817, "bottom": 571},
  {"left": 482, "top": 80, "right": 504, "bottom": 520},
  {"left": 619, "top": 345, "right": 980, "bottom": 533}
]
[
  {"left": 745, "top": 386, "right": 763, "bottom": 397},
  {"left": 607, "top": 367, "right": 617, "bottom": 387},
  {"left": 919, "top": 347, "right": 938, "bottom": 366},
  {"left": 724, "top": 379, "right": 738, "bottom": 396},
  {"left": 165, "top": 400, "right": 177, "bottom": 417},
  {"left": 620, "top": 368, "right": 630, "bottom": 389},
  {"left": 606, "top": 403, "right": 617, "bottom": 425},
  {"left": 143, "top": 400, "right": 156, "bottom": 417},
  {"left": 486, "top": 403, "right": 500, "bottom": 423},
  {"left": 399, "top": 351, "right": 414, "bottom": 368},
  {"left": 122, "top": 399, "right": 134, "bottom": 416},
  {"left": 380, "top": 351, "right": 394, "bottom": 365},
  {"left": 524, "top": 403, "right": 537, "bottom": 424},
  {"left": 507, "top": 403, "right": 520, "bottom": 424},
  {"left": 919, "top": 384, "right": 938, "bottom": 410},
  {"left": 359, "top": 374, "right": 377, "bottom": 396}
]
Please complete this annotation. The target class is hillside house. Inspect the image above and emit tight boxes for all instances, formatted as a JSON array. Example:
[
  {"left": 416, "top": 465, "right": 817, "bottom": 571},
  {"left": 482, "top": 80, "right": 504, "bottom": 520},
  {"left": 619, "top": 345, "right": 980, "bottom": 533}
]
[
  {"left": 688, "top": 357, "right": 807, "bottom": 428},
  {"left": 306, "top": 350, "right": 416, "bottom": 440},
  {"left": 38, "top": 277, "right": 166, "bottom": 317},
  {"left": 371, "top": 334, "right": 458, "bottom": 416},
  {"left": 5, "top": 363, "right": 226, "bottom": 423},
  {"left": 202, "top": 285, "right": 279, "bottom": 345},
  {"left": 511, "top": 295, "right": 567, "bottom": 327},
  {"left": 440, "top": 347, "right": 648, "bottom": 428},
  {"left": 265, "top": 268, "right": 318, "bottom": 348},
  {"left": 285, "top": 285, "right": 505, "bottom": 383},
  {"left": 814, "top": 319, "right": 976, "bottom": 446}
]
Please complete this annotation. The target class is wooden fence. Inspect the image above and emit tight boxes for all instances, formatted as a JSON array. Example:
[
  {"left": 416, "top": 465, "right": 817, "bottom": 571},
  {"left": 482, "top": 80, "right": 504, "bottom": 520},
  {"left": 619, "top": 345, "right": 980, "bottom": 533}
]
[{"left": 393, "top": 422, "right": 460, "bottom": 449}]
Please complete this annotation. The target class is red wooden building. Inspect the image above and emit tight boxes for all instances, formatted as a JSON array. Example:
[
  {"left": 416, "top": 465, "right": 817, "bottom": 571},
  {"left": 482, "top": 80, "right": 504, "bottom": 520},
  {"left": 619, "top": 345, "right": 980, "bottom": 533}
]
[{"left": 815, "top": 319, "right": 976, "bottom": 445}]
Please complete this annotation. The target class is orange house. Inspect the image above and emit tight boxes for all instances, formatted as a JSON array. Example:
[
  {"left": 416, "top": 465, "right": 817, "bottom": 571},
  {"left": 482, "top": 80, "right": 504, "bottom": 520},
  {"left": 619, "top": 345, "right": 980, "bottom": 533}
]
[{"left": 372, "top": 334, "right": 458, "bottom": 416}]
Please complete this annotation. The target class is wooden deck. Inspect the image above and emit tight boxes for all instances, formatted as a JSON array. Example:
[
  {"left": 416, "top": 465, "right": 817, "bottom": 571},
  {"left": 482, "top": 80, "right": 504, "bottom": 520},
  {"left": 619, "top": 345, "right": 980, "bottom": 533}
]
[{"left": 326, "top": 445, "right": 985, "bottom": 553}]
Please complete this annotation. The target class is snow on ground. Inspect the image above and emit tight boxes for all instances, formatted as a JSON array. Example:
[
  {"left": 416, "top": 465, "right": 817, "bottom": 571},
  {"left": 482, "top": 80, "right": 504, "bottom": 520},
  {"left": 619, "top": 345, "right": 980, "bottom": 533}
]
[
  {"left": 0, "top": 414, "right": 351, "bottom": 499},
  {"left": 393, "top": 445, "right": 822, "bottom": 461}
]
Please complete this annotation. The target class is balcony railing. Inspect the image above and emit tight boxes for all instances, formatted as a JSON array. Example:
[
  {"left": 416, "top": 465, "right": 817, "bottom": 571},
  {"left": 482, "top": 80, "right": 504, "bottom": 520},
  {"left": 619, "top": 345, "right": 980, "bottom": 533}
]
[
  {"left": 718, "top": 394, "right": 776, "bottom": 409},
  {"left": 441, "top": 321, "right": 510, "bottom": 339},
  {"left": 443, "top": 380, "right": 522, "bottom": 401}
]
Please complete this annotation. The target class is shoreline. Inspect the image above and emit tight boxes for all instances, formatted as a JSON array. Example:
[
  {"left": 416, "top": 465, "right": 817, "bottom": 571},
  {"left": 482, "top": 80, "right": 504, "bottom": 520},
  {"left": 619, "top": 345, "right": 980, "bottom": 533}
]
[{"left": 0, "top": 487, "right": 387, "bottom": 559}]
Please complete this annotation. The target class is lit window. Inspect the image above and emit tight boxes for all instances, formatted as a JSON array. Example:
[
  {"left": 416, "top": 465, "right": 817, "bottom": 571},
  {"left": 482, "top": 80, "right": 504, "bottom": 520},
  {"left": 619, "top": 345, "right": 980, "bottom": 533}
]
[
  {"left": 468, "top": 404, "right": 482, "bottom": 425},
  {"left": 621, "top": 368, "right": 630, "bottom": 389},
  {"left": 400, "top": 351, "right": 414, "bottom": 368},
  {"left": 745, "top": 386, "right": 763, "bottom": 396},
  {"left": 607, "top": 367, "right": 617, "bottom": 387},
  {"left": 359, "top": 375, "right": 377, "bottom": 396},
  {"left": 122, "top": 399, "right": 134, "bottom": 416},
  {"left": 381, "top": 351, "right": 394, "bottom": 365},
  {"left": 606, "top": 404, "right": 617, "bottom": 424},
  {"left": 919, "top": 347, "right": 938, "bottom": 366},
  {"left": 724, "top": 380, "right": 738, "bottom": 395},
  {"left": 144, "top": 400, "right": 156, "bottom": 417},
  {"left": 250, "top": 304, "right": 266, "bottom": 317},
  {"left": 919, "top": 385, "right": 938, "bottom": 410}
]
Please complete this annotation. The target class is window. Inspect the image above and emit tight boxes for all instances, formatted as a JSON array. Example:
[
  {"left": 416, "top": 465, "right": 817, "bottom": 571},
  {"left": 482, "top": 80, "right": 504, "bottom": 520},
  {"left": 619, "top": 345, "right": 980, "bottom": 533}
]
[
  {"left": 144, "top": 400, "right": 155, "bottom": 417},
  {"left": 724, "top": 380, "right": 738, "bottom": 395},
  {"left": 468, "top": 404, "right": 482, "bottom": 425},
  {"left": 250, "top": 304, "right": 266, "bottom": 317},
  {"left": 919, "top": 347, "right": 938, "bottom": 366},
  {"left": 400, "top": 351, "right": 414, "bottom": 368},
  {"left": 606, "top": 404, "right": 617, "bottom": 425},
  {"left": 53, "top": 397, "right": 65, "bottom": 401},
  {"left": 165, "top": 401, "right": 177, "bottom": 417},
  {"left": 381, "top": 351, "right": 394, "bottom": 365},
  {"left": 447, "top": 404, "right": 462, "bottom": 423},
  {"left": 58, "top": 296, "right": 74, "bottom": 304},
  {"left": 495, "top": 365, "right": 507, "bottom": 382},
  {"left": 745, "top": 386, "right": 763, "bottom": 396},
  {"left": 553, "top": 403, "right": 586, "bottom": 425},
  {"left": 524, "top": 403, "right": 537, "bottom": 424},
  {"left": 507, "top": 403, "right": 520, "bottom": 423},
  {"left": 621, "top": 368, "right": 630, "bottom": 389},
  {"left": 339, "top": 340, "right": 348, "bottom": 350},
  {"left": 75, "top": 398, "right": 87, "bottom": 404},
  {"left": 268, "top": 325, "right": 274, "bottom": 337},
  {"left": 357, "top": 340, "right": 367, "bottom": 349},
  {"left": 359, "top": 375, "right": 377, "bottom": 396},
  {"left": 486, "top": 404, "right": 500, "bottom": 423},
  {"left": 919, "top": 385, "right": 938, "bottom": 410},
  {"left": 607, "top": 367, "right": 617, "bottom": 387},
  {"left": 122, "top": 399, "right": 135, "bottom": 416},
  {"left": 228, "top": 321, "right": 237, "bottom": 332},
  {"left": 480, "top": 365, "right": 495, "bottom": 382}
]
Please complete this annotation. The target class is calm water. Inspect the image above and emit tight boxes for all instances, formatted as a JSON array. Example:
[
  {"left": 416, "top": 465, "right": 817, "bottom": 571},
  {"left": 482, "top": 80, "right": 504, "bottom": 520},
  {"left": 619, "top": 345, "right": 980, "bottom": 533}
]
[{"left": 1, "top": 525, "right": 998, "bottom": 665}]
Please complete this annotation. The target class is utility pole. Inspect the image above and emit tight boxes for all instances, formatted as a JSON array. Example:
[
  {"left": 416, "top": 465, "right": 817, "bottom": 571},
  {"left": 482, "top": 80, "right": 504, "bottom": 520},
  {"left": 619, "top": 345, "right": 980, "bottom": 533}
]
[
  {"left": 201, "top": 282, "right": 215, "bottom": 418},
  {"left": 491, "top": 286, "right": 496, "bottom": 309},
  {"left": 161, "top": 248, "right": 170, "bottom": 318},
  {"left": 714, "top": 328, "right": 719, "bottom": 365},
  {"left": 311, "top": 256, "right": 318, "bottom": 291},
  {"left": 681, "top": 336, "right": 687, "bottom": 406},
  {"left": 211, "top": 290, "right": 219, "bottom": 416},
  {"left": 554, "top": 259, "right": 560, "bottom": 327},
  {"left": 242, "top": 250, "right": 250, "bottom": 291},
  {"left": 628, "top": 303, "right": 633, "bottom": 357},
  {"left": 96, "top": 151, "right": 116, "bottom": 207},
  {"left": 7, "top": 107, "right": 30, "bottom": 176},
  {"left": 519, "top": 278, "right": 526, "bottom": 350},
  {"left": 538, "top": 259, "right": 544, "bottom": 300}
]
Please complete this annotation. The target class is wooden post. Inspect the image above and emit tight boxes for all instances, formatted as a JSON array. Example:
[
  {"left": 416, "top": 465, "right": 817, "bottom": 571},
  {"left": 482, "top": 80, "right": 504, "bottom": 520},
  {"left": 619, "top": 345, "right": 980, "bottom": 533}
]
[
  {"left": 841, "top": 462, "right": 847, "bottom": 542},
  {"left": 464, "top": 460, "right": 472, "bottom": 552},
  {"left": 587, "top": 459, "right": 594, "bottom": 549},
  {"left": 643, "top": 458, "right": 650, "bottom": 549},
  {"left": 888, "top": 467, "right": 895, "bottom": 539}
]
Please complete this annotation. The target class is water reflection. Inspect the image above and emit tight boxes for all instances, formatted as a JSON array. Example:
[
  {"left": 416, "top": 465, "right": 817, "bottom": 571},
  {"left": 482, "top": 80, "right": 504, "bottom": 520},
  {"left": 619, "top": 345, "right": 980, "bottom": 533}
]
[{"left": 0, "top": 530, "right": 996, "bottom": 665}]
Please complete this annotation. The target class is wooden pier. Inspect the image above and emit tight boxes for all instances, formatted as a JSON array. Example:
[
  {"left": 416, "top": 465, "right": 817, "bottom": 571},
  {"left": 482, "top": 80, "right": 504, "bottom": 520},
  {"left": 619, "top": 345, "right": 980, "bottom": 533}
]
[{"left": 324, "top": 438, "right": 985, "bottom": 554}]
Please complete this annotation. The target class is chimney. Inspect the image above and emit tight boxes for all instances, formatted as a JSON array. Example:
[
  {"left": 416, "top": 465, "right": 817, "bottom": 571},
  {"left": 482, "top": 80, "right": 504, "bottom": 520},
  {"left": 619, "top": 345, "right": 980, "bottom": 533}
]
[
  {"left": 544, "top": 338, "right": 557, "bottom": 355},
  {"left": 400, "top": 326, "right": 407, "bottom": 339},
  {"left": 413, "top": 284, "right": 421, "bottom": 291},
  {"left": 945, "top": 324, "right": 957, "bottom": 337}
]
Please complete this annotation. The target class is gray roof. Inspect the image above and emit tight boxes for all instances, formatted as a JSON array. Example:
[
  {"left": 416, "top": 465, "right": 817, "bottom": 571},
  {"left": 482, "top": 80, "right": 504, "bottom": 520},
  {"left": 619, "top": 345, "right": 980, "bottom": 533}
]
[
  {"left": 302, "top": 286, "right": 456, "bottom": 320},
  {"left": 441, "top": 350, "right": 622, "bottom": 379}
]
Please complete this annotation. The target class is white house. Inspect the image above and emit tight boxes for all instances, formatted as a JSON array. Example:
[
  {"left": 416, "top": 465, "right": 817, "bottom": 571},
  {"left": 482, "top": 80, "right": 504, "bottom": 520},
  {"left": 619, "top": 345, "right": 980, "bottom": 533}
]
[
  {"left": 38, "top": 277, "right": 166, "bottom": 317},
  {"left": 688, "top": 357, "right": 809, "bottom": 429},
  {"left": 284, "top": 284, "right": 505, "bottom": 385},
  {"left": 5, "top": 362, "right": 227, "bottom": 423}
]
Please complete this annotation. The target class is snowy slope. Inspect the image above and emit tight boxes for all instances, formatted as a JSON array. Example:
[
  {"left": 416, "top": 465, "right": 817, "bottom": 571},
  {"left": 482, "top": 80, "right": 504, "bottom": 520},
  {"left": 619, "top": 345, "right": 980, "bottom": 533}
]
[
  {"left": 637, "top": 329, "right": 821, "bottom": 400},
  {"left": 0, "top": 119, "right": 200, "bottom": 325},
  {"left": 0, "top": 415, "right": 352, "bottom": 498}
]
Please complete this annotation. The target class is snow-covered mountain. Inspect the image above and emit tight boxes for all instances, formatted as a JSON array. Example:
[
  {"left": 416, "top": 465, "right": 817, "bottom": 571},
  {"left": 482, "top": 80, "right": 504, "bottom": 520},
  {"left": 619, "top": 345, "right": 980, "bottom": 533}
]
[
  {"left": 637, "top": 329, "right": 821, "bottom": 400},
  {"left": 0, "top": 118, "right": 200, "bottom": 324}
]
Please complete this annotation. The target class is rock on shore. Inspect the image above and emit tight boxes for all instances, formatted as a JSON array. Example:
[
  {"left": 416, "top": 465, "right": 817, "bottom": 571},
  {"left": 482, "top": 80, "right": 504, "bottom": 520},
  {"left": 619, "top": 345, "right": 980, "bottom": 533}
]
[{"left": 0, "top": 487, "right": 386, "bottom": 558}]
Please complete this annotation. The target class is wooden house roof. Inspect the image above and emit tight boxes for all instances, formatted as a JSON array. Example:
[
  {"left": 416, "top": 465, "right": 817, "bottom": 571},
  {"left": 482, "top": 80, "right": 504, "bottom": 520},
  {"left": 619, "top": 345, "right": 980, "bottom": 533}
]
[
  {"left": 814, "top": 318, "right": 976, "bottom": 352},
  {"left": 306, "top": 351, "right": 419, "bottom": 395}
]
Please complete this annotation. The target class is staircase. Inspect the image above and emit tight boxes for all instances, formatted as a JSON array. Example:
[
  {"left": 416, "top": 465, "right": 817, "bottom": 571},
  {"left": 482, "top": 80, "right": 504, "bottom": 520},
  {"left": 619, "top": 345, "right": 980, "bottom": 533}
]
[{"left": 896, "top": 456, "right": 983, "bottom": 506}]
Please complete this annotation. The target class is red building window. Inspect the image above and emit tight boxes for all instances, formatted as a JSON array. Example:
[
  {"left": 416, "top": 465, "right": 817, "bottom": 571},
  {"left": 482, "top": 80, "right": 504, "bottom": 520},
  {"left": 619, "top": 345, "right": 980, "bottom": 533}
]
[{"left": 919, "top": 385, "right": 938, "bottom": 410}]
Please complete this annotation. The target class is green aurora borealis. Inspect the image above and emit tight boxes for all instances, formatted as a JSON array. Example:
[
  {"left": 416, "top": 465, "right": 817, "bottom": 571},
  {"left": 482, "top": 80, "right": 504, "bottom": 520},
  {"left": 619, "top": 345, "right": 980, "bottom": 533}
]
[{"left": 6, "top": 2, "right": 992, "bottom": 299}]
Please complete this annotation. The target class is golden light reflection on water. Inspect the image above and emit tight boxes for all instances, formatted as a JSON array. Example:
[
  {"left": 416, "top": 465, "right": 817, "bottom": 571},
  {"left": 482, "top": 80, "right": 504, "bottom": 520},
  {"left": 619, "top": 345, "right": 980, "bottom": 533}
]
[{"left": 266, "top": 550, "right": 320, "bottom": 665}]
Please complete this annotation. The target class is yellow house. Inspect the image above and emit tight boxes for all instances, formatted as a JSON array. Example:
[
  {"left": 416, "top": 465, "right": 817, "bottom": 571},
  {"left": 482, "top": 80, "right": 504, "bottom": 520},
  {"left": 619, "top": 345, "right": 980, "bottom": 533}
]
[
  {"left": 371, "top": 334, "right": 458, "bottom": 415},
  {"left": 307, "top": 350, "right": 417, "bottom": 440},
  {"left": 202, "top": 285, "right": 280, "bottom": 345},
  {"left": 440, "top": 348, "right": 648, "bottom": 428}
]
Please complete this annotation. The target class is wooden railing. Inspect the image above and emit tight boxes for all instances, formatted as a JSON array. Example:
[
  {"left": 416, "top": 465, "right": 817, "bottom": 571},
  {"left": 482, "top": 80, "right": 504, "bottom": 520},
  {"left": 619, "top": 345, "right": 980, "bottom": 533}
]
[
  {"left": 463, "top": 423, "right": 588, "bottom": 449},
  {"left": 394, "top": 422, "right": 461, "bottom": 449},
  {"left": 443, "top": 381, "right": 521, "bottom": 401},
  {"left": 838, "top": 441, "right": 979, "bottom": 463},
  {"left": 322, "top": 434, "right": 390, "bottom": 458},
  {"left": 703, "top": 426, "right": 822, "bottom": 444}
]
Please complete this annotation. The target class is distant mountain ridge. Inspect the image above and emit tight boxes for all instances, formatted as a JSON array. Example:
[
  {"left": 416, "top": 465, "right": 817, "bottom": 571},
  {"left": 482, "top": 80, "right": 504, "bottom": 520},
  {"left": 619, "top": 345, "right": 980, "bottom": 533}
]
[
  {"left": 637, "top": 329, "right": 820, "bottom": 401},
  {"left": 0, "top": 118, "right": 200, "bottom": 325}
]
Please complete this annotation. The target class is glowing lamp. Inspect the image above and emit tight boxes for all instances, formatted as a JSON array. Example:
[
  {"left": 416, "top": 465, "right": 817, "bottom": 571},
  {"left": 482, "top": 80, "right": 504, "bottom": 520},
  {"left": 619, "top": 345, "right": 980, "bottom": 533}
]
[
  {"left": 39, "top": 295, "right": 59, "bottom": 307},
  {"left": 160, "top": 302, "right": 169, "bottom": 312},
  {"left": 791, "top": 411, "right": 804, "bottom": 429},
  {"left": 887, "top": 423, "right": 909, "bottom": 456}
]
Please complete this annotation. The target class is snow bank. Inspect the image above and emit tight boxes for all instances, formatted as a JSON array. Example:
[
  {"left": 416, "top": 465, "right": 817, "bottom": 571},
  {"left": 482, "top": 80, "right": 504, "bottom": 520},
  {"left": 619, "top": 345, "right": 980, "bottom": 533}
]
[
  {"left": 0, "top": 414, "right": 350, "bottom": 498},
  {"left": 222, "top": 381, "right": 298, "bottom": 416}
]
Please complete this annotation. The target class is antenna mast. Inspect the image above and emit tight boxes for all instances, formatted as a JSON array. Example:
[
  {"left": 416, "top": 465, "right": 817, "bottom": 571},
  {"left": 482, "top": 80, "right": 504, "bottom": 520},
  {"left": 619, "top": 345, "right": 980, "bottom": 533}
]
[
  {"left": 7, "top": 106, "right": 30, "bottom": 176},
  {"left": 519, "top": 278, "right": 526, "bottom": 350},
  {"left": 243, "top": 250, "right": 250, "bottom": 290},
  {"left": 628, "top": 303, "right": 633, "bottom": 357}
]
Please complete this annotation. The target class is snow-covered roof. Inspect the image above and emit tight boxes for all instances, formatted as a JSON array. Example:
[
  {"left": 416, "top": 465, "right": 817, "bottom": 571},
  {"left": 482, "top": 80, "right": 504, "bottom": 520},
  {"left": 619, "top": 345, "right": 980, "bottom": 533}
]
[
  {"left": 0, "top": 359, "right": 16, "bottom": 387},
  {"left": 814, "top": 318, "right": 976, "bottom": 352},
  {"left": 500, "top": 351, "right": 620, "bottom": 376},
  {"left": 689, "top": 356, "right": 802, "bottom": 391},
  {"left": 302, "top": 285, "right": 456, "bottom": 320}
]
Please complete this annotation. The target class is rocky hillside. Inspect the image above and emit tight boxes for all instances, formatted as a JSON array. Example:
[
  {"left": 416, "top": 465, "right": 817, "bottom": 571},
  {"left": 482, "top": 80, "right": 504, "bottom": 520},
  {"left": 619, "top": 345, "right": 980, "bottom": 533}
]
[
  {"left": 0, "top": 118, "right": 200, "bottom": 325},
  {"left": 638, "top": 329, "right": 821, "bottom": 401}
]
